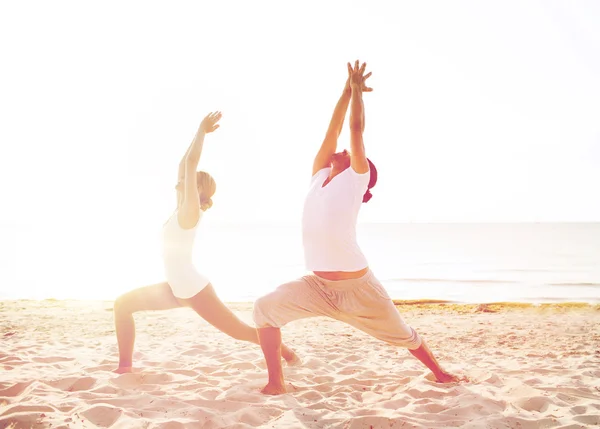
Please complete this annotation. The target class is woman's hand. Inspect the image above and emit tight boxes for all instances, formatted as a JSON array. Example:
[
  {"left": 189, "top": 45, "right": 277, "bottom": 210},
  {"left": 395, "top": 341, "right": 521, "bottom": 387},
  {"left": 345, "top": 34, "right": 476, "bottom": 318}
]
[{"left": 200, "top": 111, "right": 222, "bottom": 134}]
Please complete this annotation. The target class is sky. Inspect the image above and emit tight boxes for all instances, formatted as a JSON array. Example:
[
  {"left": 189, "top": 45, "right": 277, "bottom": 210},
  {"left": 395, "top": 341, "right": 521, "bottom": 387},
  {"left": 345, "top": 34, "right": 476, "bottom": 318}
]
[{"left": 0, "top": 0, "right": 599, "bottom": 299}]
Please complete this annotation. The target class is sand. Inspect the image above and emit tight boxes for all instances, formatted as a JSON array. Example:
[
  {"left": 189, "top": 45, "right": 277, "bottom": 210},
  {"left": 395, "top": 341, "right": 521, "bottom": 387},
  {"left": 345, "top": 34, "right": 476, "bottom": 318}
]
[{"left": 1, "top": 299, "right": 599, "bottom": 429}]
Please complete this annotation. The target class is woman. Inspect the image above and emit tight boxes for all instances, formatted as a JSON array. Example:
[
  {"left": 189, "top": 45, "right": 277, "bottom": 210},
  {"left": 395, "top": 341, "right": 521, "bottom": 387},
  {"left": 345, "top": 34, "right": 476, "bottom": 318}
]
[{"left": 113, "top": 112, "right": 298, "bottom": 373}]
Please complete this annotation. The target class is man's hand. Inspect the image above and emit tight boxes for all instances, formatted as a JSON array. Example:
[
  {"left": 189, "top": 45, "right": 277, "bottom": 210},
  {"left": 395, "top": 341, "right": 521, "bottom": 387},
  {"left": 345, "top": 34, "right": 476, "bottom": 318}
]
[
  {"left": 348, "top": 60, "right": 373, "bottom": 92},
  {"left": 344, "top": 61, "right": 373, "bottom": 95},
  {"left": 200, "top": 111, "right": 222, "bottom": 134}
]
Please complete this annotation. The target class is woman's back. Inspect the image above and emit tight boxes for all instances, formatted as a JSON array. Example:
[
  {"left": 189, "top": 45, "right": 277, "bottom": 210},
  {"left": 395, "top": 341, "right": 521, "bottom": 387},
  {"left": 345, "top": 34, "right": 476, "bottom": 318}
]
[{"left": 162, "top": 210, "right": 202, "bottom": 268}]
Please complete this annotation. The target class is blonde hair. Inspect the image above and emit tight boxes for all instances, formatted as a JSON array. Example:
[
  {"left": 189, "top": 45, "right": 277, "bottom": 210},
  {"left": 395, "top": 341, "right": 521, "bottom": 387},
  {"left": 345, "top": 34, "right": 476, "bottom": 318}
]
[{"left": 196, "top": 171, "right": 216, "bottom": 211}]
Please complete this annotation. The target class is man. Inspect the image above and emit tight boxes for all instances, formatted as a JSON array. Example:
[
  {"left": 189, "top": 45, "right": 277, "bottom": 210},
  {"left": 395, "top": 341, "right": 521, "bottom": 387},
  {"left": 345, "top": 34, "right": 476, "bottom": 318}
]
[{"left": 254, "top": 61, "right": 463, "bottom": 395}]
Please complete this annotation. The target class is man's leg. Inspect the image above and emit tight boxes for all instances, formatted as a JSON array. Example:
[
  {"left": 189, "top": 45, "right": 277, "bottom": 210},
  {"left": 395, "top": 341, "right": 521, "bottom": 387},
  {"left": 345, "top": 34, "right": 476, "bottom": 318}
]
[
  {"left": 253, "top": 276, "right": 338, "bottom": 395},
  {"left": 408, "top": 339, "right": 462, "bottom": 383},
  {"left": 337, "top": 276, "right": 465, "bottom": 383},
  {"left": 257, "top": 327, "right": 286, "bottom": 395}
]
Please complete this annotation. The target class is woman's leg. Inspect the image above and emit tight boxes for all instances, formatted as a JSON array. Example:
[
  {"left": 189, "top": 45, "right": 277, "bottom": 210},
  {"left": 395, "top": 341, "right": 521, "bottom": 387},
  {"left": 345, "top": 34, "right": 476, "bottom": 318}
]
[
  {"left": 184, "top": 284, "right": 299, "bottom": 363},
  {"left": 113, "top": 282, "right": 182, "bottom": 372}
]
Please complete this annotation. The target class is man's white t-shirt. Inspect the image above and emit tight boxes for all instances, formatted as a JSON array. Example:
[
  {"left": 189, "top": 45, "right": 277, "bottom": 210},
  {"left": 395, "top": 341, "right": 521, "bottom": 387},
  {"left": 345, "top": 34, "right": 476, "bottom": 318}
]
[{"left": 302, "top": 166, "right": 370, "bottom": 272}]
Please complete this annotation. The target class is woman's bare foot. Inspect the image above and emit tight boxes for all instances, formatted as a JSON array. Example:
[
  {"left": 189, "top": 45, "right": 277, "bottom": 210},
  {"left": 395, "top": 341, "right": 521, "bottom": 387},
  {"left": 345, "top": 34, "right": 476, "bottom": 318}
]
[
  {"left": 434, "top": 370, "right": 468, "bottom": 383},
  {"left": 284, "top": 353, "right": 302, "bottom": 367},
  {"left": 261, "top": 382, "right": 287, "bottom": 395},
  {"left": 113, "top": 366, "right": 133, "bottom": 374},
  {"left": 281, "top": 345, "right": 302, "bottom": 367}
]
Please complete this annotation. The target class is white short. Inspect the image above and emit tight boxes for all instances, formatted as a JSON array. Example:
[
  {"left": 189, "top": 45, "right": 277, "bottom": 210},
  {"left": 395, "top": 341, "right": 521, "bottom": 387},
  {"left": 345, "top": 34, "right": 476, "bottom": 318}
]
[{"left": 165, "top": 266, "right": 210, "bottom": 299}]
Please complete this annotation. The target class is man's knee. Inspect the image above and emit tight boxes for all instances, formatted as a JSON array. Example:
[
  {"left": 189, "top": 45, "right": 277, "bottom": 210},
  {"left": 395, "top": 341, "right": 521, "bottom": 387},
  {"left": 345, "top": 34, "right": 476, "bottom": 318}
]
[
  {"left": 253, "top": 292, "right": 283, "bottom": 328},
  {"left": 394, "top": 327, "right": 422, "bottom": 350}
]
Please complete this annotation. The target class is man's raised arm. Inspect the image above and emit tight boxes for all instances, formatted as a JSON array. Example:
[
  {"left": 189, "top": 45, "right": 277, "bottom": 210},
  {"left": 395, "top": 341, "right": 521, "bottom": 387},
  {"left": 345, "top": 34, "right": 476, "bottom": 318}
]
[
  {"left": 349, "top": 60, "right": 371, "bottom": 174},
  {"left": 312, "top": 65, "right": 354, "bottom": 176}
]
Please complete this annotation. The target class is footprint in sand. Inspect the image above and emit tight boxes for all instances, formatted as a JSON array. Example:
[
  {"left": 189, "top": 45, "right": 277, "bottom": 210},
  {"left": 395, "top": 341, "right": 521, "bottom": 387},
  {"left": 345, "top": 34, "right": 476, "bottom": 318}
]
[
  {"left": 312, "top": 375, "right": 336, "bottom": 384},
  {"left": 84, "top": 363, "right": 116, "bottom": 373},
  {"left": 31, "top": 356, "right": 75, "bottom": 363},
  {"left": 413, "top": 402, "right": 448, "bottom": 413},
  {"left": 0, "top": 356, "right": 26, "bottom": 366},
  {"left": 88, "top": 385, "right": 120, "bottom": 395},
  {"left": 570, "top": 405, "right": 588, "bottom": 415},
  {"left": 0, "top": 412, "right": 43, "bottom": 429},
  {"left": 298, "top": 390, "right": 325, "bottom": 402},
  {"left": 181, "top": 345, "right": 210, "bottom": 356},
  {"left": 80, "top": 404, "right": 123, "bottom": 427},
  {"left": 44, "top": 376, "right": 97, "bottom": 392},
  {"left": 223, "top": 361, "right": 257, "bottom": 371},
  {"left": 196, "top": 388, "right": 221, "bottom": 400},
  {"left": 169, "top": 369, "right": 197, "bottom": 377},
  {"left": 0, "top": 381, "right": 34, "bottom": 397},
  {"left": 380, "top": 397, "right": 410, "bottom": 410},
  {"left": 140, "top": 373, "right": 173, "bottom": 384},
  {"left": 344, "top": 415, "right": 407, "bottom": 429},
  {"left": 405, "top": 386, "right": 453, "bottom": 400},
  {"left": 514, "top": 395, "right": 553, "bottom": 413},
  {"left": 151, "top": 420, "right": 190, "bottom": 429},
  {"left": 574, "top": 414, "right": 600, "bottom": 425},
  {"left": 0, "top": 404, "right": 56, "bottom": 417},
  {"left": 337, "top": 366, "right": 367, "bottom": 375},
  {"left": 110, "top": 372, "right": 146, "bottom": 388},
  {"left": 110, "top": 371, "right": 172, "bottom": 388}
]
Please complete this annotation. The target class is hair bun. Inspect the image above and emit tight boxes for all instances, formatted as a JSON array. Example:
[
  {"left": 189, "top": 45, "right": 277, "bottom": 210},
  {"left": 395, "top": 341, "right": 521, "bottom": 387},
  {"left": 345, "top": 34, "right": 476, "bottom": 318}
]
[{"left": 201, "top": 198, "right": 213, "bottom": 211}]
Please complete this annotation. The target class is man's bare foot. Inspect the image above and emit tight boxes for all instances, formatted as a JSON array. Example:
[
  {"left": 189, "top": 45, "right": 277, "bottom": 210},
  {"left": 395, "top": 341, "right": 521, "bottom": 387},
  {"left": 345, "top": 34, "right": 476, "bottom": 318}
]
[
  {"left": 434, "top": 370, "right": 468, "bottom": 383},
  {"left": 261, "top": 382, "right": 287, "bottom": 395},
  {"left": 113, "top": 366, "right": 133, "bottom": 374}
]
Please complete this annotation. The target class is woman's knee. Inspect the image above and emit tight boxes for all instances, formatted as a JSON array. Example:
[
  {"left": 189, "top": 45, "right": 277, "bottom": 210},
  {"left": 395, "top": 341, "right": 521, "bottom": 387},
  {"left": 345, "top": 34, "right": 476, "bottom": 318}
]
[{"left": 114, "top": 294, "right": 135, "bottom": 316}]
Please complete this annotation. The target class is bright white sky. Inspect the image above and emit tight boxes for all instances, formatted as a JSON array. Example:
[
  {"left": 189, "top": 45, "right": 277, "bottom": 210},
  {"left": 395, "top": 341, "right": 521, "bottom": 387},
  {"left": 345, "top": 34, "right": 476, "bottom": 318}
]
[{"left": 0, "top": 0, "right": 599, "bottom": 298}]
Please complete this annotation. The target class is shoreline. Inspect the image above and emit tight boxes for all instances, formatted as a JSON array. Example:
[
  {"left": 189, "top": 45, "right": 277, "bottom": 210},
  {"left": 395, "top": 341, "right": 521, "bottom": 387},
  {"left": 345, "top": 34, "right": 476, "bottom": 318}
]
[
  {"left": 1, "top": 298, "right": 599, "bottom": 314},
  {"left": 2, "top": 297, "right": 599, "bottom": 305}
]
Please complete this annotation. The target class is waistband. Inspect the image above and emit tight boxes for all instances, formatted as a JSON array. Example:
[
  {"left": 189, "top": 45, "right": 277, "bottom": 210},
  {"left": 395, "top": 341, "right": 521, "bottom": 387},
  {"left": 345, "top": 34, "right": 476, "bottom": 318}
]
[{"left": 307, "top": 269, "right": 375, "bottom": 291}]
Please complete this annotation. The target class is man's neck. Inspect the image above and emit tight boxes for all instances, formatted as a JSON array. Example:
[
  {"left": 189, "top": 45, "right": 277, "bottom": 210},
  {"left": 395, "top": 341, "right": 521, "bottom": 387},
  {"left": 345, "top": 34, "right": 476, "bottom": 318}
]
[{"left": 323, "top": 166, "right": 347, "bottom": 187}]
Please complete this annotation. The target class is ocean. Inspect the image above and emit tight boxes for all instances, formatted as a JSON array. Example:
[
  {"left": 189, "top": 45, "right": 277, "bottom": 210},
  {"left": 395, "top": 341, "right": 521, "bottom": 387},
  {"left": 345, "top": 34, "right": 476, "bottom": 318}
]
[
  {"left": 1, "top": 223, "right": 599, "bottom": 303},
  {"left": 190, "top": 222, "right": 600, "bottom": 304}
]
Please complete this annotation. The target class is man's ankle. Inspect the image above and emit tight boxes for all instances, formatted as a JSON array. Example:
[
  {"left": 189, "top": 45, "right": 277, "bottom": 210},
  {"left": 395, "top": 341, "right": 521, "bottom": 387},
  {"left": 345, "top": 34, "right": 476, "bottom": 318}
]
[{"left": 268, "top": 376, "right": 285, "bottom": 386}]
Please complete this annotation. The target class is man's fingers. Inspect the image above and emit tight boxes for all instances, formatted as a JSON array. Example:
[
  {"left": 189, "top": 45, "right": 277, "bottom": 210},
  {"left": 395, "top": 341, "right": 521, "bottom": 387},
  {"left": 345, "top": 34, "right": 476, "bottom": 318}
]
[
  {"left": 364, "top": 71, "right": 372, "bottom": 80},
  {"left": 364, "top": 87, "right": 373, "bottom": 92},
  {"left": 354, "top": 59, "right": 359, "bottom": 71},
  {"left": 359, "top": 62, "right": 367, "bottom": 74},
  {"left": 347, "top": 62, "right": 353, "bottom": 75}
]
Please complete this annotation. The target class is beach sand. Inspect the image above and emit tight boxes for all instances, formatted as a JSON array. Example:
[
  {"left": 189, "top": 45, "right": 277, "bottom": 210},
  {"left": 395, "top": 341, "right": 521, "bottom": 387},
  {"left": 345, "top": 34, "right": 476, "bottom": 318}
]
[{"left": 1, "top": 299, "right": 599, "bottom": 429}]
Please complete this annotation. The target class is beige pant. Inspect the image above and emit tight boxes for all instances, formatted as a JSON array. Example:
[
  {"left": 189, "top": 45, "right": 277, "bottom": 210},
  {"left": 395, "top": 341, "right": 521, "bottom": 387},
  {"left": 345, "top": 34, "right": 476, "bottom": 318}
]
[{"left": 253, "top": 270, "right": 422, "bottom": 350}]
